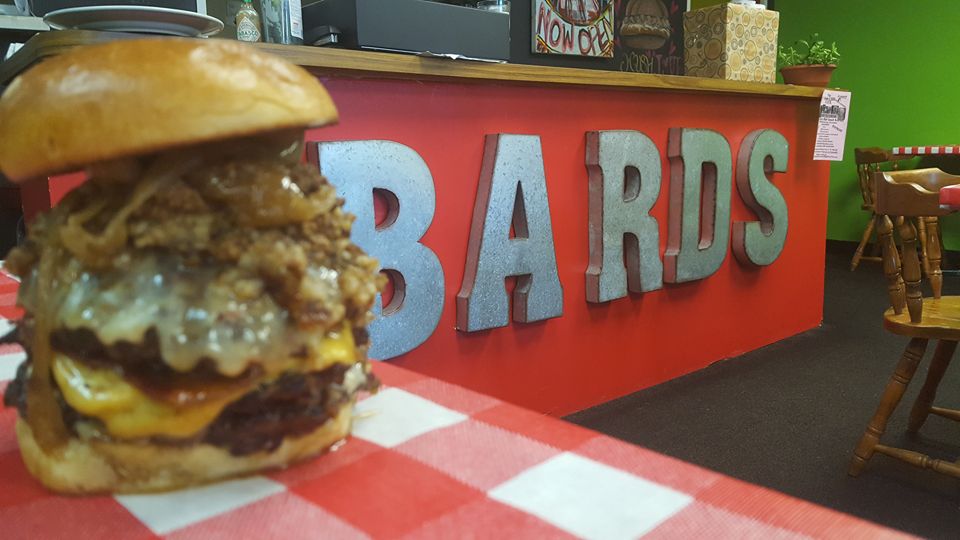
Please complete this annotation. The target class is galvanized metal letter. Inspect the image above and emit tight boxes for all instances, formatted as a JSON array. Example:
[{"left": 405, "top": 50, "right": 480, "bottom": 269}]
[
  {"left": 664, "top": 128, "right": 733, "bottom": 283},
  {"left": 313, "top": 140, "right": 444, "bottom": 360},
  {"left": 733, "top": 129, "right": 790, "bottom": 267},
  {"left": 585, "top": 130, "right": 663, "bottom": 303},
  {"left": 456, "top": 134, "right": 564, "bottom": 332}
]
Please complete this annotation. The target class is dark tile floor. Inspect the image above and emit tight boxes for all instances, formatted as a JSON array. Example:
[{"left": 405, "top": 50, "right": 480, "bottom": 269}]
[{"left": 567, "top": 242, "right": 960, "bottom": 539}]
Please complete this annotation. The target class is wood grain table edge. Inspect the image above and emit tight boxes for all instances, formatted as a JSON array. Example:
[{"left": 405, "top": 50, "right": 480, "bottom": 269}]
[{"left": 0, "top": 30, "right": 829, "bottom": 100}]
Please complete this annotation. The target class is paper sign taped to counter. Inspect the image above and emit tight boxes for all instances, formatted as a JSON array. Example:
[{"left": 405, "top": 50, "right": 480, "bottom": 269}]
[{"left": 814, "top": 90, "right": 851, "bottom": 161}]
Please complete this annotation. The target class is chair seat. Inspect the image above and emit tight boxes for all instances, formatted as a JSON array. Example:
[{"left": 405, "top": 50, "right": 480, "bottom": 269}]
[{"left": 884, "top": 296, "right": 960, "bottom": 340}]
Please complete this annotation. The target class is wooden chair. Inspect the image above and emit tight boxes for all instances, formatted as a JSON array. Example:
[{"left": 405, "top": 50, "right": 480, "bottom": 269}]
[
  {"left": 849, "top": 167, "right": 960, "bottom": 478},
  {"left": 850, "top": 147, "right": 916, "bottom": 271}
]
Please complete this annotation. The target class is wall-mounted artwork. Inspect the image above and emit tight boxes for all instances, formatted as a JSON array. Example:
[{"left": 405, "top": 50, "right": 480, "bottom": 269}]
[
  {"left": 532, "top": 0, "right": 616, "bottom": 58},
  {"left": 615, "top": 0, "right": 686, "bottom": 75}
]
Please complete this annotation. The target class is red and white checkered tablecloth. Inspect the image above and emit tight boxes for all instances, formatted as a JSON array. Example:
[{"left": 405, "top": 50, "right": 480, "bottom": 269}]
[
  {"left": 0, "top": 270, "right": 911, "bottom": 539},
  {"left": 891, "top": 145, "right": 960, "bottom": 156}
]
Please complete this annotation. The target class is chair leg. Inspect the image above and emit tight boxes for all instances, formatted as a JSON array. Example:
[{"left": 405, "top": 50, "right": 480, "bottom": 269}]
[
  {"left": 917, "top": 217, "right": 929, "bottom": 279},
  {"left": 849, "top": 337, "right": 928, "bottom": 477},
  {"left": 851, "top": 215, "right": 876, "bottom": 271},
  {"left": 869, "top": 233, "right": 882, "bottom": 258},
  {"left": 907, "top": 340, "right": 957, "bottom": 434}
]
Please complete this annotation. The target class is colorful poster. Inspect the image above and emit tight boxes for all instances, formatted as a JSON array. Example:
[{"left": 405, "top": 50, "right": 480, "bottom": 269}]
[
  {"left": 615, "top": 0, "right": 686, "bottom": 75},
  {"left": 532, "top": 0, "right": 616, "bottom": 58}
]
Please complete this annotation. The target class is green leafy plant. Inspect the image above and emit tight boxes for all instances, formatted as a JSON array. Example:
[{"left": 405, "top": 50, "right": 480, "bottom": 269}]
[{"left": 778, "top": 34, "right": 841, "bottom": 67}]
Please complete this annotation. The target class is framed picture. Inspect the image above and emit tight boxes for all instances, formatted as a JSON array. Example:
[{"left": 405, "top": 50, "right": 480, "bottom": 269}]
[
  {"left": 531, "top": 0, "right": 617, "bottom": 58},
  {"left": 529, "top": 0, "right": 689, "bottom": 72},
  {"left": 614, "top": 0, "right": 687, "bottom": 75}
]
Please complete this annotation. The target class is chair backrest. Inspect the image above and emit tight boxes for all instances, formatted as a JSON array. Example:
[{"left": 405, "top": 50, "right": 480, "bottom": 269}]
[
  {"left": 873, "top": 168, "right": 960, "bottom": 322},
  {"left": 855, "top": 147, "right": 916, "bottom": 208}
]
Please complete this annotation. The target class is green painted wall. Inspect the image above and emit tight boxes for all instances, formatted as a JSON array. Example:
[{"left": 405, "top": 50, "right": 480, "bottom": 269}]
[
  {"left": 776, "top": 0, "right": 960, "bottom": 248},
  {"left": 689, "top": 0, "right": 725, "bottom": 9}
]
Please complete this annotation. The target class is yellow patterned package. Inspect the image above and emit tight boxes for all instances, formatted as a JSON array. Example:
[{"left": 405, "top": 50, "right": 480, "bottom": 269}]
[{"left": 683, "top": 3, "right": 779, "bottom": 83}]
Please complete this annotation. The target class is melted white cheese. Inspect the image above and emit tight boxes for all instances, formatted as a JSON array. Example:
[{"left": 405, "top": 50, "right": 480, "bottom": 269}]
[{"left": 19, "top": 254, "right": 343, "bottom": 376}]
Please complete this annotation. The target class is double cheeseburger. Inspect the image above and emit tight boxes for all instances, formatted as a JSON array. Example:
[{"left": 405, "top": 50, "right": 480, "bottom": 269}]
[
  {"left": 0, "top": 39, "right": 383, "bottom": 493},
  {"left": 620, "top": 0, "right": 672, "bottom": 51}
]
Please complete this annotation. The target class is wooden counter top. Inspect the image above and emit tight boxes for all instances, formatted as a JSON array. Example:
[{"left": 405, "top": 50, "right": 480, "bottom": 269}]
[
  {"left": 0, "top": 30, "right": 825, "bottom": 100},
  {"left": 258, "top": 42, "right": 826, "bottom": 100}
]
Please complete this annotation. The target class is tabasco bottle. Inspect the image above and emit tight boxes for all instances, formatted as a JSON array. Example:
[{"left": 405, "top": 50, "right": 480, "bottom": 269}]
[{"left": 235, "top": 0, "right": 262, "bottom": 43}]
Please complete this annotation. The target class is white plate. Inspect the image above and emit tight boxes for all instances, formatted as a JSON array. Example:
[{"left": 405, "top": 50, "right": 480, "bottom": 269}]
[{"left": 44, "top": 6, "right": 223, "bottom": 37}]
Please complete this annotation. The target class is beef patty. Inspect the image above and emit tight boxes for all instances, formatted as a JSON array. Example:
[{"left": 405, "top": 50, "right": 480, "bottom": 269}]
[{"left": 3, "top": 355, "right": 374, "bottom": 456}]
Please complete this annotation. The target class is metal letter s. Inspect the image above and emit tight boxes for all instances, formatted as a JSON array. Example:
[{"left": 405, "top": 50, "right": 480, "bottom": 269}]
[
  {"left": 456, "top": 134, "right": 564, "bottom": 332},
  {"left": 664, "top": 128, "right": 733, "bottom": 283},
  {"left": 585, "top": 130, "right": 663, "bottom": 303},
  {"left": 733, "top": 129, "right": 789, "bottom": 267},
  {"left": 313, "top": 141, "right": 444, "bottom": 360}
]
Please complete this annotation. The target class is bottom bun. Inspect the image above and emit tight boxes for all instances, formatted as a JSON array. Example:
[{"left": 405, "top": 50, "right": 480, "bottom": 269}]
[{"left": 15, "top": 404, "right": 354, "bottom": 494}]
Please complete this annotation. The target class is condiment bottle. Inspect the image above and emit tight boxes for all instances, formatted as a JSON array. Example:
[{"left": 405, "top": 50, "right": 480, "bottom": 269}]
[{"left": 235, "top": 0, "right": 263, "bottom": 43}]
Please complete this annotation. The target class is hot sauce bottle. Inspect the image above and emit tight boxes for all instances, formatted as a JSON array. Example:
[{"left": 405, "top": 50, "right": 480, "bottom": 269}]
[{"left": 236, "top": 0, "right": 263, "bottom": 43}]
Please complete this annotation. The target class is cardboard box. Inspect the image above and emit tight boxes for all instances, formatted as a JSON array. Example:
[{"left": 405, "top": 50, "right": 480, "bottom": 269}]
[{"left": 683, "top": 4, "right": 779, "bottom": 83}]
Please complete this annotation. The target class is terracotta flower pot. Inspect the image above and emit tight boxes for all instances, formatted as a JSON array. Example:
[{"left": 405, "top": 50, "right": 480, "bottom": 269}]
[{"left": 780, "top": 64, "right": 837, "bottom": 87}]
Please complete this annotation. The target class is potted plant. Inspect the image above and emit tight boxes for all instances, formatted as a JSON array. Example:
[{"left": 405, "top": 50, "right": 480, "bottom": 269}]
[{"left": 778, "top": 34, "right": 841, "bottom": 87}]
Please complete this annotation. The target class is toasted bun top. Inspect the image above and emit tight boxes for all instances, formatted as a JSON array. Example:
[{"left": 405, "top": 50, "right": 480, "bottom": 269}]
[{"left": 0, "top": 38, "right": 338, "bottom": 182}]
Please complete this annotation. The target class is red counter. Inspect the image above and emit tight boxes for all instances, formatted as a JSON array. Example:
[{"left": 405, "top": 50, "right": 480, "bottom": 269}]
[{"left": 4, "top": 34, "right": 830, "bottom": 416}]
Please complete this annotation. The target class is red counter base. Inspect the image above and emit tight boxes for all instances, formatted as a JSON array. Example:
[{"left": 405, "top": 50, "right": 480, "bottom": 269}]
[
  {"left": 306, "top": 77, "right": 828, "bottom": 415},
  {"left": 38, "top": 76, "right": 828, "bottom": 416}
]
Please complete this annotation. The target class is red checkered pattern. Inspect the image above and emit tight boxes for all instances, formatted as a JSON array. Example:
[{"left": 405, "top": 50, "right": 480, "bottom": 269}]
[
  {"left": 890, "top": 145, "right": 960, "bottom": 156},
  {"left": 0, "top": 269, "right": 913, "bottom": 539}
]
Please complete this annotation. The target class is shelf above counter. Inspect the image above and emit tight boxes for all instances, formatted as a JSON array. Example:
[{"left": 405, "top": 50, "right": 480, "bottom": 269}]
[{"left": 0, "top": 29, "right": 826, "bottom": 100}]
